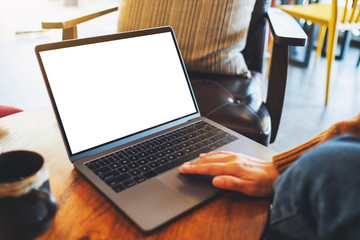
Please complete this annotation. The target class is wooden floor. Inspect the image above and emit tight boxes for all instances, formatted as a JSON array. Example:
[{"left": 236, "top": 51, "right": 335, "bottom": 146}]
[{"left": 0, "top": 14, "right": 359, "bottom": 153}]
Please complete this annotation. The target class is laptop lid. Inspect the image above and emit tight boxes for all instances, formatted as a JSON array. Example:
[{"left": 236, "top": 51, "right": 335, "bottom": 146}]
[{"left": 35, "top": 26, "right": 200, "bottom": 162}]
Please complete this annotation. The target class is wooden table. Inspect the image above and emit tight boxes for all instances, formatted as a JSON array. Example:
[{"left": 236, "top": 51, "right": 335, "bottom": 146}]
[{"left": 0, "top": 108, "right": 270, "bottom": 240}]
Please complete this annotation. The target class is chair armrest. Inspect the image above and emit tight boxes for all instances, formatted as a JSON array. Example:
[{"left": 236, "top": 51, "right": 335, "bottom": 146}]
[
  {"left": 265, "top": 8, "right": 307, "bottom": 143},
  {"left": 42, "top": 6, "right": 118, "bottom": 40},
  {"left": 266, "top": 7, "right": 307, "bottom": 46}
]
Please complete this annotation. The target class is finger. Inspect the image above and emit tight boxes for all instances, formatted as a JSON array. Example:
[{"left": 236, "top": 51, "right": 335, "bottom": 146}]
[
  {"left": 180, "top": 153, "right": 221, "bottom": 166},
  {"left": 212, "top": 176, "right": 256, "bottom": 195},
  {"left": 189, "top": 152, "right": 236, "bottom": 165},
  {"left": 179, "top": 163, "right": 219, "bottom": 175},
  {"left": 179, "top": 162, "right": 242, "bottom": 176},
  {"left": 199, "top": 151, "right": 232, "bottom": 159}
]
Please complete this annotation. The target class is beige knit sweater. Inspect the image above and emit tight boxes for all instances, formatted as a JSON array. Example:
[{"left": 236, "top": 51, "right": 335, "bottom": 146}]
[{"left": 273, "top": 114, "right": 360, "bottom": 174}]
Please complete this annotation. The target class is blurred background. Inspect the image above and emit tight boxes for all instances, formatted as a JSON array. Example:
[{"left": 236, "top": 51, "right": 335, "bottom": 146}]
[
  {"left": 0, "top": 0, "right": 359, "bottom": 152},
  {"left": 0, "top": 0, "right": 118, "bottom": 109}
]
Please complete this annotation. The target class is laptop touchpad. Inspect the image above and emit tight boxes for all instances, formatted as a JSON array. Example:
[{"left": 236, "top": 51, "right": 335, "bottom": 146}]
[{"left": 157, "top": 168, "right": 219, "bottom": 203}]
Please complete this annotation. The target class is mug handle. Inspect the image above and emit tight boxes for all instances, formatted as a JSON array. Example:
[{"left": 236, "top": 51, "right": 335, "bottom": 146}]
[{"left": 31, "top": 189, "right": 57, "bottom": 228}]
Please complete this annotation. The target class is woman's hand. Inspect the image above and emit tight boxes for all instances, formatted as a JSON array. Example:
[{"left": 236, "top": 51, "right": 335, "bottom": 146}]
[{"left": 179, "top": 151, "right": 279, "bottom": 197}]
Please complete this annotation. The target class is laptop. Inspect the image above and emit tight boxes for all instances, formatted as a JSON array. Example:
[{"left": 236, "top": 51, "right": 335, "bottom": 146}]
[{"left": 35, "top": 26, "right": 276, "bottom": 232}]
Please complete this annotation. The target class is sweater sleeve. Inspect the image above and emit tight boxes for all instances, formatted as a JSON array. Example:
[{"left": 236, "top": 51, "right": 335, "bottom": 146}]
[{"left": 273, "top": 114, "right": 360, "bottom": 174}]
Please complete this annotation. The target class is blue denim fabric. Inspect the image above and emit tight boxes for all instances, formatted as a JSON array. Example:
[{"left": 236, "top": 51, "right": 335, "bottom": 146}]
[{"left": 268, "top": 134, "right": 360, "bottom": 240}]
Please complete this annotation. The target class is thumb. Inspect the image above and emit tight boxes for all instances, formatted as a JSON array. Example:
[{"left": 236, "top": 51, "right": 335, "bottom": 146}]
[{"left": 212, "top": 175, "right": 248, "bottom": 192}]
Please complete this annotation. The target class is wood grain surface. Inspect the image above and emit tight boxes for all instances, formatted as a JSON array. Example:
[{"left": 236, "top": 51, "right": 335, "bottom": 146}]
[{"left": 0, "top": 108, "right": 270, "bottom": 240}]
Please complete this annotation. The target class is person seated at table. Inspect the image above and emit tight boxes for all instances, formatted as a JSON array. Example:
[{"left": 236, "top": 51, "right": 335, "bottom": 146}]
[{"left": 179, "top": 114, "right": 360, "bottom": 239}]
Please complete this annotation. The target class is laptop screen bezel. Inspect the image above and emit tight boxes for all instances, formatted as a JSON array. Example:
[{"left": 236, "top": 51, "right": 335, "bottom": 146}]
[{"left": 35, "top": 26, "right": 201, "bottom": 162}]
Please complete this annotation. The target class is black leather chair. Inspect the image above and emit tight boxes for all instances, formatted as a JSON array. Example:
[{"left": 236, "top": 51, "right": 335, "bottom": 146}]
[
  {"left": 188, "top": 0, "right": 307, "bottom": 145},
  {"left": 42, "top": 0, "right": 306, "bottom": 146}
]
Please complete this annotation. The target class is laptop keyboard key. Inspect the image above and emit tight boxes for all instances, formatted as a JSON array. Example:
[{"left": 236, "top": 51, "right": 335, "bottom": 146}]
[
  {"left": 129, "top": 169, "right": 141, "bottom": 176},
  {"left": 85, "top": 121, "right": 239, "bottom": 193},
  {"left": 126, "top": 148, "right": 138, "bottom": 156},
  {"left": 138, "top": 152, "right": 148, "bottom": 158},
  {"left": 94, "top": 166, "right": 111, "bottom": 175},
  {"left": 135, "top": 145, "right": 147, "bottom": 152},
  {"left": 164, "top": 148, "right": 174, "bottom": 154},
  {"left": 148, "top": 162, "right": 160, "bottom": 168},
  {"left": 100, "top": 170, "right": 120, "bottom": 181},
  {"left": 85, "top": 162, "right": 100, "bottom": 170},
  {"left": 143, "top": 170, "right": 158, "bottom": 179},
  {"left": 105, "top": 173, "right": 131, "bottom": 187},
  {"left": 109, "top": 163, "right": 121, "bottom": 169},
  {"left": 146, "top": 155, "right": 157, "bottom": 161},
  {"left": 157, "top": 158, "right": 169, "bottom": 165},
  {"left": 139, "top": 165, "right": 151, "bottom": 172},
  {"left": 116, "top": 151, "right": 128, "bottom": 159},
  {"left": 176, "top": 151, "right": 185, "bottom": 157},
  {"left": 119, "top": 159, "right": 130, "bottom": 165},
  {"left": 137, "top": 159, "right": 148, "bottom": 165},
  {"left": 129, "top": 155, "right": 140, "bottom": 161},
  {"left": 112, "top": 184, "right": 125, "bottom": 193},
  {"left": 165, "top": 155, "right": 177, "bottom": 161},
  {"left": 134, "top": 176, "right": 146, "bottom": 183},
  {"left": 146, "top": 148, "right": 157, "bottom": 154},
  {"left": 154, "top": 148, "right": 211, "bottom": 174},
  {"left": 128, "top": 163, "right": 139, "bottom": 169},
  {"left": 155, "top": 152, "right": 166, "bottom": 158},
  {"left": 97, "top": 160, "right": 108, "bottom": 167},
  {"left": 123, "top": 179, "right": 136, "bottom": 188},
  {"left": 118, "top": 166, "right": 130, "bottom": 173}
]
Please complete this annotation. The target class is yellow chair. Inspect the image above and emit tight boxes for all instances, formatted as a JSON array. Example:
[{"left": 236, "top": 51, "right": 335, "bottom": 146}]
[{"left": 279, "top": 0, "right": 360, "bottom": 105}]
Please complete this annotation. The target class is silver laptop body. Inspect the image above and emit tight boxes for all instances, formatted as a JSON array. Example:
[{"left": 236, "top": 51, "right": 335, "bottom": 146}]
[{"left": 35, "top": 26, "right": 276, "bottom": 232}]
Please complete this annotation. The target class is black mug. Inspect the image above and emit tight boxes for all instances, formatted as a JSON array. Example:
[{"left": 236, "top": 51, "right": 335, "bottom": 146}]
[{"left": 0, "top": 150, "right": 57, "bottom": 240}]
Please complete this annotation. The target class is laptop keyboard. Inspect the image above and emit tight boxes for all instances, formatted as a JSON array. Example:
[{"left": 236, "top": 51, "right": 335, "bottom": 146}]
[{"left": 85, "top": 121, "right": 238, "bottom": 193}]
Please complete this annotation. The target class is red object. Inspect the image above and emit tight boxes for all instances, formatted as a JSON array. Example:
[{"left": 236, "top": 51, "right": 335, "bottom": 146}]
[{"left": 0, "top": 105, "right": 23, "bottom": 118}]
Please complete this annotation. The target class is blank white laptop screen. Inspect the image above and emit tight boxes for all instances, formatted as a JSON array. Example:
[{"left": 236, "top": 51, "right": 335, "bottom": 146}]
[{"left": 39, "top": 32, "right": 197, "bottom": 155}]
